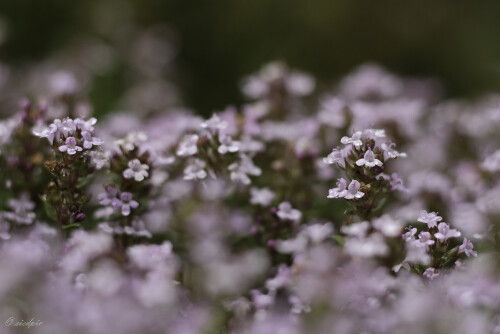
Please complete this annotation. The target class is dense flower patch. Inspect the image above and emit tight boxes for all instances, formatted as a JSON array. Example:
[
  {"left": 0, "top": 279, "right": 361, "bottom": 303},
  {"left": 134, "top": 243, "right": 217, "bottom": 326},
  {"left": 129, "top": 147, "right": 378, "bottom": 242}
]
[{"left": 1, "top": 61, "right": 500, "bottom": 334}]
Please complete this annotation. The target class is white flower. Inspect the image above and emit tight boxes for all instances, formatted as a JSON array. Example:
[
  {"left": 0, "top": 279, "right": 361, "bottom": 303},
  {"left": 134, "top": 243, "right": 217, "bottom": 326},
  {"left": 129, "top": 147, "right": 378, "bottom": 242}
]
[
  {"left": 318, "top": 97, "right": 347, "bottom": 128},
  {"left": 403, "top": 227, "right": 417, "bottom": 242},
  {"left": 363, "top": 128, "right": 386, "bottom": 139},
  {"left": 119, "top": 192, "right": 139, "bottom": 216},
  {"left": 33, "top": 122, "right": 59, "bottom": 145},
  {"left": 250, "top": 187, "right": 275, "bottom": 206},
  {"left": 372, "top": 215, "right": 401, "bottom": 237},
  {"left": 341, "top": 221, "right": 370, "bottom": 238},
  {"left": 423, "top": 267, "right": 439, "bottom": 280},
  {"left": 228, "top": 154, "right": 261, "bottom": 185},
  {"left": 250, "top": 290, "right": 274, "bottom": 309},
  {"left": 276, "top": 202, "right": 302, "bottom": 222},
  {"left": 417, "top": 231, "right": 435, "bottom": 247},
  {"left": 177, "top": 134, "right": 199, "bottom": 156},
  {"left": 417, "top": 210, "right": 442, "bottom": 228},
  {"left": 340, "top": 131, "right": 363, "bottom": 149},
  {"left": 265, "top": 265, "right": 291, "bottom": 291},
  {"left": 434, "top": 222, "right": 461, "bottom": 241},
  {"left": 356, "top": 148, "right": 383, "bottom": 168},
  {"left": 276, "top": 235, "right": 308, "bottom": 254},
  {"left": 201, "top": 113, "right": 227, "bottom": 132},
  {"left": 218, "top": 133, "right": 240, "bottom": 154},
  {"left": 327, "top": 178, "right": 347, "bottom": 198},
  {"left": 405, "top": 239, "right": 431, "bottom": 265},
  {"left": 123, "top": 159, "right": 150, "bottom": 182},
  {"left": 89, "top": 150, "right": 109, "bottom": 169},
  {"left": 59, "top": 137, "right": 82, "bottom": 155},
  {"left": 303, "top": 222, "right": 334, "bottom": 244},
  {"left": 344, "top": 180, "right": 365, "bottom": 199},
  {"left": 381, "top": 141, "right": 406, "bottom": 160},
  {"left": 183, "top": 158, "right": 207, "bottom": 180},
  {"left": 115, "top": 132, "right": 147, "bottom": 152},
  {"left": 345, "top": 233, "right": 389, "bottom": 258},
  {"left": 82, "top": 130, "right": 103, "bottom": 149},
  {"left": 458, "top": 237, "right": 477, "bottom": 257},
  {"left": 323, "top": 147, "right": 346, "bottom": 168},
  {"left": 128, "top": 241, "right": 173, "bottom": 271},
  {"left": 482, "top": 150, "right": 500, "bottom": 172},
  {"left": 389, "top": 173, "right": 408, "bottom": 192}
]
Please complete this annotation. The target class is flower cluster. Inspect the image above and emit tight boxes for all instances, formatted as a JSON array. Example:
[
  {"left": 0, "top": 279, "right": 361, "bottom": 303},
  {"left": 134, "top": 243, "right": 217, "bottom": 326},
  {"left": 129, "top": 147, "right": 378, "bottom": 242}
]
[
  {"left": 398, "top": 210, "right": 474, "bottom": 277},
  {"left": 33, "top": 116, "right": 104, "bottom": 231},
  {"left": 325, "top": 128, "right": 406, "bottom": 222},
  {"left": 176, "top": 113, "right": 262, "bottom": 185}
]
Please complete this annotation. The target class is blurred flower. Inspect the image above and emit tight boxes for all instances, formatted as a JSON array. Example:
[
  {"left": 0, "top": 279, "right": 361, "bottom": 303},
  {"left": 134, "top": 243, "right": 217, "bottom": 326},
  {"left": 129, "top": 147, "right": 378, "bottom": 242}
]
[
  {"left": 434, "top": 223, "right": 461, "bottom": 241},
  {"left": 123, "top": 159, "right": 150, "bottom": 182},
  {"left": 250, "top": 187, "right": 275, "bottom": 206},
  {"left": 458, "top": 238, "right": 477, "bottom": 257},
  {"left": 276, "top": 202, "right": 302, "bottom": 222},
  {"left": 417, "top": 210, "right": 442, "bottom": 228}
]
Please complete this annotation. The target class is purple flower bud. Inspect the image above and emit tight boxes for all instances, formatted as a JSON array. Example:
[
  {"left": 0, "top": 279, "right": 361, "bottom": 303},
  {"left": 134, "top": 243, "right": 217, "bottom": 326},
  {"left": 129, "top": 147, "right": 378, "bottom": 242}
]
[
  {"left": 267, "top": 239, "right": 275, "bottom": 248},
  {"left": 270, "top": 207, "right": 278, "bottom": 214},
  {"left": 75, "top": 213, "right": 86, "bottom": 222},
  {"left": 70, "top": 205, "right": 77, "bottom": 212},
  {"left": 360, "top": 152, "right": 365, "bottom": 158}
]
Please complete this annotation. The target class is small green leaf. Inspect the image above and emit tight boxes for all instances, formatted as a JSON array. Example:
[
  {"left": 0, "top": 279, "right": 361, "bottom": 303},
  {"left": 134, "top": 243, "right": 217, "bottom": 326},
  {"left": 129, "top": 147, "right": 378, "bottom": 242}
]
[
  {"left": 333, "top": 235, "right": 345, "bottom": 246},
  {"left": 62, "top": 223, "right": 81, "bottom": 230}
]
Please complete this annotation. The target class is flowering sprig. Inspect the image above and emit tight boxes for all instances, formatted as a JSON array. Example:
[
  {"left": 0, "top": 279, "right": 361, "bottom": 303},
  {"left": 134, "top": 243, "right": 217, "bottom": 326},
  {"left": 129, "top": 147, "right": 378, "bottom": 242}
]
[
  {"left": 176, "top": 113, "right": 261, "bottom": 185},
  {"left": 34, "top": 115, "right": 103, "bottom": 232},
  {"left": 325, "top": 128, "right": 406, "bottom": 220},
  {"left": 245, "top": 186, "right": 303, "bottom": 253},
  {"left": 397, "top": 210, "right": 474, "bottom": 278},
  {"left": 96, "top": 134, "right": 154, "bottom": 247},
  {"left": 0, "top": 100, "right": 52, "bottom": 220}
]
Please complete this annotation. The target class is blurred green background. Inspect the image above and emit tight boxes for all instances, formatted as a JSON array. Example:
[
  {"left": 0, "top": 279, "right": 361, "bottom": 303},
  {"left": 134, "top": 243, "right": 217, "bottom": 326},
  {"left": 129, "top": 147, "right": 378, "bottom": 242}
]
[{"left": 1, "top": 0, "right": 500, "bottom": 114}]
